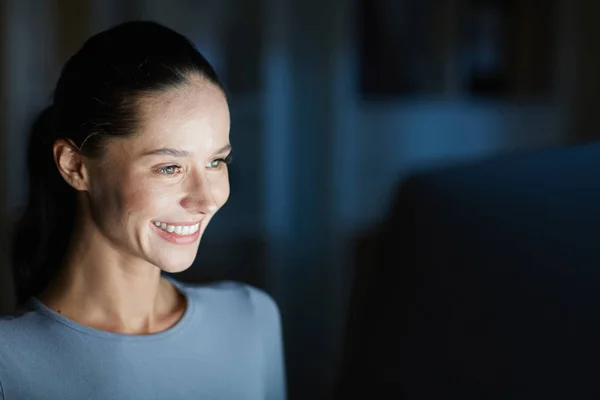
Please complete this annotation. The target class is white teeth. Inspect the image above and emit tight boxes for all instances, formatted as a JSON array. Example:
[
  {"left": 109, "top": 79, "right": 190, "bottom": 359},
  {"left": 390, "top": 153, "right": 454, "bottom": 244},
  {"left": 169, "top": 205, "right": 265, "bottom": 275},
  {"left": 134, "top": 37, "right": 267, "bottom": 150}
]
[{"left": 154, "top": 221, "right": 199, "bottom": 236}]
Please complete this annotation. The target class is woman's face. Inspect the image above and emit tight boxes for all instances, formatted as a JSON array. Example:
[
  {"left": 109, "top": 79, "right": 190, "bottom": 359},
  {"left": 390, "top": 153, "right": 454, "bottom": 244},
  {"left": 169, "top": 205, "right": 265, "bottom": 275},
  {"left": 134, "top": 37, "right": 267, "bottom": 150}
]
[{"left": 84, "top": 78, "right": 231, "bottom": 273}]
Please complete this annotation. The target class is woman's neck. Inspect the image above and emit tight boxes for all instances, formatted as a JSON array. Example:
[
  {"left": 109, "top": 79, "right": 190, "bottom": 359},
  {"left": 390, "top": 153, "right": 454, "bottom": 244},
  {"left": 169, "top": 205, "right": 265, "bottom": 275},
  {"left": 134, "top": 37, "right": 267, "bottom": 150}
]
[{"left": 38, "top": 224, "right": 185, "bottom": 335}]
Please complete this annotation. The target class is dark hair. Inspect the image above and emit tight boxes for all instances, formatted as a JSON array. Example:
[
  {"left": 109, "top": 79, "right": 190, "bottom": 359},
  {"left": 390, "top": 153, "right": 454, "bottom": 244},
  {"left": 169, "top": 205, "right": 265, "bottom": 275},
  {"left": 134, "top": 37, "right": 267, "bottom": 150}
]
[{"left": 11, "top": 21, "right": 225, "bottom": 305}]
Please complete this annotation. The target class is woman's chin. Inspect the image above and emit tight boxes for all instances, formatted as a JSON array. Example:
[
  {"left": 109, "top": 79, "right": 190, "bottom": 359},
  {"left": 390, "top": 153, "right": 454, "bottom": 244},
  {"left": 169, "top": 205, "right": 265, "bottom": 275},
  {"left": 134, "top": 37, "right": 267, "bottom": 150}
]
[
  {"left": 158, "top": 263, "right": 194, "bottom": 274},
  {"left": 147, "top": 235, "right": 203, "bottom": 273},
  {"left": 153, "top": 254, "right": 197, "bottom": 274}
]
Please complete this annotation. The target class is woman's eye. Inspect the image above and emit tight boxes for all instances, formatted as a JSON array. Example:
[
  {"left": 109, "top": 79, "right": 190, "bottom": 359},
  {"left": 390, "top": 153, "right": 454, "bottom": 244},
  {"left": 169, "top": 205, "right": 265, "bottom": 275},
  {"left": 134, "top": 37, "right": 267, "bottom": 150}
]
[
  {"left": 156, "top": 165, "right": 181, "bottom": 176},
  {"left": 208, "top": 155, "right": 232, "bottom": 169},
  {"left": 208, "top": 159, "right": 222, "bottom": 169}
]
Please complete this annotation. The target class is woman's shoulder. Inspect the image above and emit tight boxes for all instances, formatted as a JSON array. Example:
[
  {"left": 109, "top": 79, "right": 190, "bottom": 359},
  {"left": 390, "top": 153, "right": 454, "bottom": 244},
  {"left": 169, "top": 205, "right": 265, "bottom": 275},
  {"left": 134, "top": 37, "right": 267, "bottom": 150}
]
[
  {"left": 0, "top": 303, "right": 49, "bottom": 355},
  {"left": 173, "top": 279, "right": 282, "bottom": 324},
  {"left": 0, "top": 303, "right": 42, "bottom": 331}
]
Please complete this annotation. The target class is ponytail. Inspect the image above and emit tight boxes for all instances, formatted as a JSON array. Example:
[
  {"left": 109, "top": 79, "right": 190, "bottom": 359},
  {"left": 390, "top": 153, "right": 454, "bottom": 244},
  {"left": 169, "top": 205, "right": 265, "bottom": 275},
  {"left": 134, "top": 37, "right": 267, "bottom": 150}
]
[{"left": 11, "top": 106, "right": 76, "bottom": 305}]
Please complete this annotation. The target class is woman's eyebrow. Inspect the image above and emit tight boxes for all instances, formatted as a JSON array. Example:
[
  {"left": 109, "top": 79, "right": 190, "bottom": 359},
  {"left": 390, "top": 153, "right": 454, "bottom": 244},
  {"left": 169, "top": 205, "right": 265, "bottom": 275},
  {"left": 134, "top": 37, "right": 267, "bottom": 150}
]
[
  {"left": 215, "top": 144, "right": 232, "bottom": 154},
  {"left": 141, "top": 144, "right": 231, "bottom": 158},
  {"left": 141, "top": 148, "right": 191, "bottom": 157}
]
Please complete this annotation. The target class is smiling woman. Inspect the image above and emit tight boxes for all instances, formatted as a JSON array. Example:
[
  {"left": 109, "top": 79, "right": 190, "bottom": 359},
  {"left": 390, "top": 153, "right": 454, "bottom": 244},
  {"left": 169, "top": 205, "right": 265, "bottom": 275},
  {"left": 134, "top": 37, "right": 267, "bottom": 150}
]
[{"left": 0, "top": 21, "right": 286, "bottom": 400}]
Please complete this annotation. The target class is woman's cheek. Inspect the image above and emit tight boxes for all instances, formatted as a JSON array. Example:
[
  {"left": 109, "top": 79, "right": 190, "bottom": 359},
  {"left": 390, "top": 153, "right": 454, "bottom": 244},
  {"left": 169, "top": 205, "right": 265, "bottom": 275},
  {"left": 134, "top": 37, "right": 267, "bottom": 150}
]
[{"left": 124, "top": 182, "right": 173, "bottom": 213}]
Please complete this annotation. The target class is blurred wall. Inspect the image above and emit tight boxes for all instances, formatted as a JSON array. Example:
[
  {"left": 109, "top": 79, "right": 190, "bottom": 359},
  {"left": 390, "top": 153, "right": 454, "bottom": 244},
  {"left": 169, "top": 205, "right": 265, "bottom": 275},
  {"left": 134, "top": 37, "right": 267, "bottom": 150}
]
[
  {"left": 574, "top": 0, "right": 600, "bottom": 142},
  {"left": 0, "top": 0, "right": 58, "bottom": 314},
  {"left": 0, "top": 0, "right": 10, "bottom": 315}
]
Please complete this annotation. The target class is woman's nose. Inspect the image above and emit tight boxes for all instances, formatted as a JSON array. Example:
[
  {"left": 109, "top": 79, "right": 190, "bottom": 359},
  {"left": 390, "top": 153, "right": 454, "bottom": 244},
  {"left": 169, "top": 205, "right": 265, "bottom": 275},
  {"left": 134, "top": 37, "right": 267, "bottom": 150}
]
[{"left": 180, "top": 174, "right": 219, "bottom": 215}]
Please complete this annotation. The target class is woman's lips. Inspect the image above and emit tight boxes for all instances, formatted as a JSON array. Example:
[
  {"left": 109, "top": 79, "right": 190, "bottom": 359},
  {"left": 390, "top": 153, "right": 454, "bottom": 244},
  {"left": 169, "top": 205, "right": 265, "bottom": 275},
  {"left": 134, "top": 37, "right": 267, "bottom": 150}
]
[{"left": 151, "top": 221, "right": 201, "bottom": 244}]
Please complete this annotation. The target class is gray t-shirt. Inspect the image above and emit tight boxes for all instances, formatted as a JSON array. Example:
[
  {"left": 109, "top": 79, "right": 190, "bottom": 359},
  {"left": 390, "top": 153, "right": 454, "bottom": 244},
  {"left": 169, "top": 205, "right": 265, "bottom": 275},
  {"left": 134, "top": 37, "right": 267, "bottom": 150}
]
[{"left": 0, "top": 279, "right": 286, "bottom": 400}]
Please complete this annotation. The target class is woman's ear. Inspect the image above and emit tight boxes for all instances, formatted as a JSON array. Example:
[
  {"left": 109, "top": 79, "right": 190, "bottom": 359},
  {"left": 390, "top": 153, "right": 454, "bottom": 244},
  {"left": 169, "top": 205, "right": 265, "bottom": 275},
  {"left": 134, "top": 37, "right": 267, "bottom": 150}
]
[{"left": 52, "top": 138, "right": 90, "bottom": 191}]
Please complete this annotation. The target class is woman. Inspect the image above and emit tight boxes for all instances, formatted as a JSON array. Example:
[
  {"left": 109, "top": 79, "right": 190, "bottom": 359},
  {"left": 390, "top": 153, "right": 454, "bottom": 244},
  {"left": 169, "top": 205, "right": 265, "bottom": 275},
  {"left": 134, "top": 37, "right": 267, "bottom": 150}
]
[{"left": 0, "top": 21, "right": 286, "bottom": 400}]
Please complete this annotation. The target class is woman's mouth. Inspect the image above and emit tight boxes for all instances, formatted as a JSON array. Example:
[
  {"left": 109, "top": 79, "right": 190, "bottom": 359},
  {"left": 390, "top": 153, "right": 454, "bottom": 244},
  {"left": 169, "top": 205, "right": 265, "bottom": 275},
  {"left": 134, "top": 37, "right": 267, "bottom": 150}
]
[
  {"left": 151, "top": 221, "right": 201, "bottom": 244},
  {"left": 152, "top": 221, "right": 200, "bottom": 235}
]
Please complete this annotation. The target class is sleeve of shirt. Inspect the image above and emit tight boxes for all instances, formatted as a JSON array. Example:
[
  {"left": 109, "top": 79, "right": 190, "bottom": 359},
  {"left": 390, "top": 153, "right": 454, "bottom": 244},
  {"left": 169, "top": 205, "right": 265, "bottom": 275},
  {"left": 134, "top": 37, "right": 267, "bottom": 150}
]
[{"left": 249, "top": 287, "right": 287, "bottom": 400}]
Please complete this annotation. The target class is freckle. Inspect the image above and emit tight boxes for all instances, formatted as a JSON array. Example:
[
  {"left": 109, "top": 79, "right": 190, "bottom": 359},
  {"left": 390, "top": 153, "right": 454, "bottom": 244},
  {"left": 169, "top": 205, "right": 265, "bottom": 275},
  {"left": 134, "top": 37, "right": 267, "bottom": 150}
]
[{"left": 57, "top": 309, "right": 62, "bottom": 314}]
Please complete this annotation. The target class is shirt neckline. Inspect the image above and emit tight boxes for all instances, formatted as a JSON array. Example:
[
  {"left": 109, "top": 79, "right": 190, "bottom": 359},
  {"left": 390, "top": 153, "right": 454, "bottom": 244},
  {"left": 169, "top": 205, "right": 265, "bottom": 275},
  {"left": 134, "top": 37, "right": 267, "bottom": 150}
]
[{"left": 27, "top": 277, "right": 195, "bottom": 341}]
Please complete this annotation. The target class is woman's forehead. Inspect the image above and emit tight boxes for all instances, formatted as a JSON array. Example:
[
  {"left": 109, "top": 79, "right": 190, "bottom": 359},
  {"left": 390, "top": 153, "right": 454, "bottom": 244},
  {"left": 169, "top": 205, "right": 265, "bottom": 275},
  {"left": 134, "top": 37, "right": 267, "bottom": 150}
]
[
  {"left": 127, "top": 83, "right": 230, "bottom": 152},
  {"left": 138, "top": 76, "right": 227, "bottom": 119}
]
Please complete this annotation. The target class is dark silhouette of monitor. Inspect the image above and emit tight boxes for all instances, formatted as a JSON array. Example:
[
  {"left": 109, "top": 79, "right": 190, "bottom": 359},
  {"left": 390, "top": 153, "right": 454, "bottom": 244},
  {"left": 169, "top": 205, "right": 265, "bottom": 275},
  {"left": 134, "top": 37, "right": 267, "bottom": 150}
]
[{"left": 339, "top": 142, "right": 600, "bottom": 399}]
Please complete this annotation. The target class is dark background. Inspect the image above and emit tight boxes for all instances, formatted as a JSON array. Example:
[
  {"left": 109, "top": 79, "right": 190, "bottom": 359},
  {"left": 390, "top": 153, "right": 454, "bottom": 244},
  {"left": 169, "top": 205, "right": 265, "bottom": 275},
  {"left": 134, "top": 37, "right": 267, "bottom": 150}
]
[{"left": 1, "top": 0, "right": 600, "bottom": 398}]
